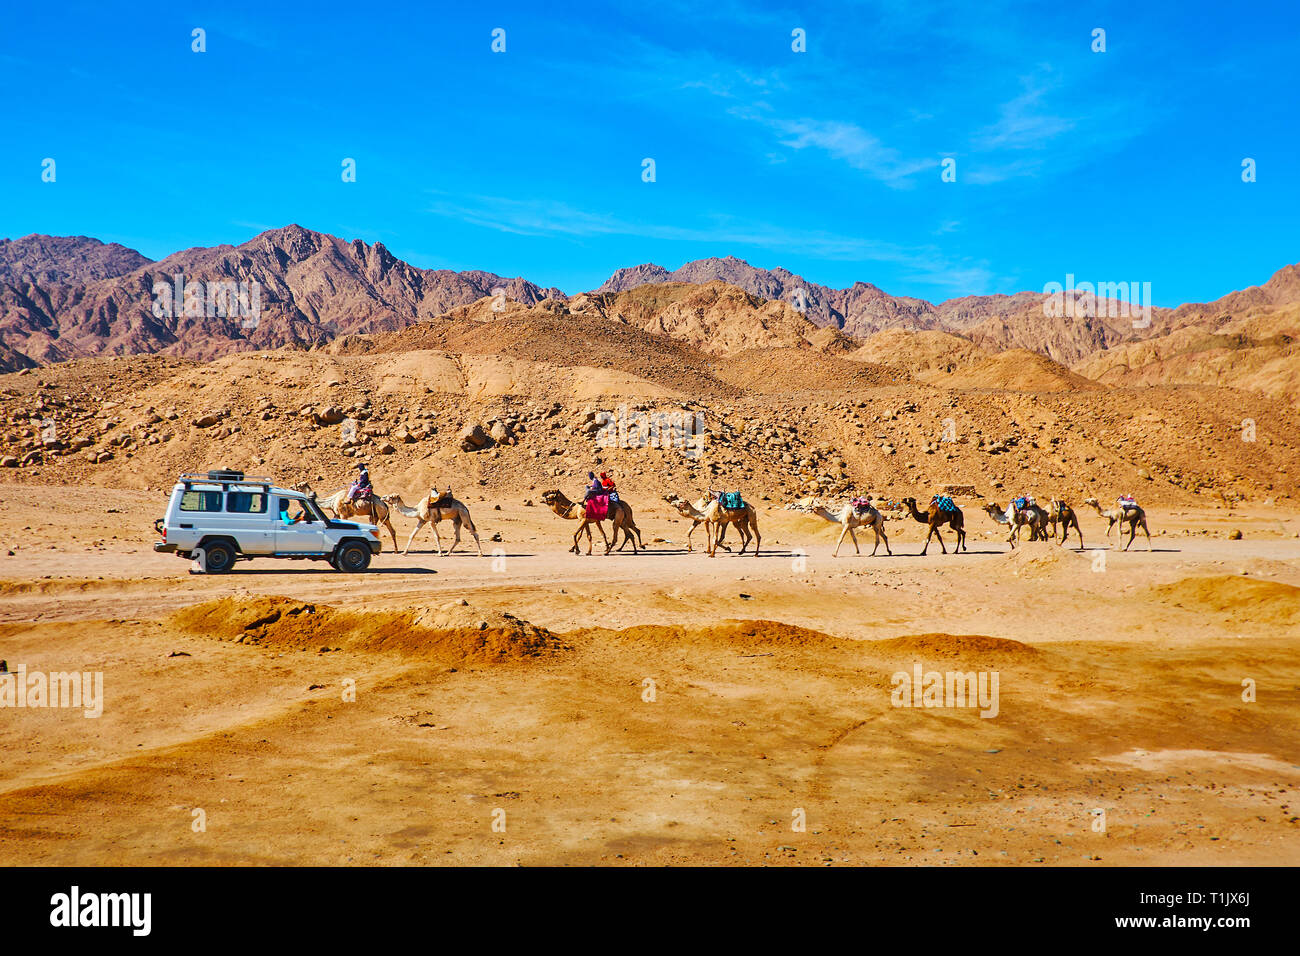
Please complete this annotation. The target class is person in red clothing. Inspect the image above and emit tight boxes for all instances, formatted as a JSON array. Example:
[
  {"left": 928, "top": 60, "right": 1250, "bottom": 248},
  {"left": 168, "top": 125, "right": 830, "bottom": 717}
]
[{"left": 599, "top": 471, "right": 619, "bottom": 505}]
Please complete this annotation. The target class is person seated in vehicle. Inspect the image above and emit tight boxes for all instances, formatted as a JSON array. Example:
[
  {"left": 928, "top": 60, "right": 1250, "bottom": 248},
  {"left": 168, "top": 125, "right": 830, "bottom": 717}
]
[
  {"left": 348, "top": 463, "right": 372, "bottom": 503},
  {"left": 278, "top": 498, "right": 307, "bottom": 525}
]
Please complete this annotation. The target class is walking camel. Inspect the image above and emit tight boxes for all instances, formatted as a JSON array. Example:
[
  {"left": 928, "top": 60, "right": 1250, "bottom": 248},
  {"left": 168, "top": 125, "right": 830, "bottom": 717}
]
[
  {"left": 702, "top": 492, "right": 761, "bottom": 557},
  {"left": 1047, "top": 498, "right": 1085, "bottom": 550},
  {"left": 383, "top": 490, "right": 484, "bottom": 556},
  {"left": 902, "top": 496, "right": 967, "bottom": 555},
  {"left": 1084, "top": 497, "right": 1152, "bottom": 551},
  {"left": 663, "top": 494, "right": 731, "bottom": 552},
  {"left": 810, "top": 500, "right": 891, "bottom": 557},
  {"left": 540, "top": 490, "right": 643, "bottom": 555},
  {"left": 294, "top": 483, "right": 399, "bottom": 552},
  {"left": 982, "top": 499, "right": 1050, "bottom": 548}
]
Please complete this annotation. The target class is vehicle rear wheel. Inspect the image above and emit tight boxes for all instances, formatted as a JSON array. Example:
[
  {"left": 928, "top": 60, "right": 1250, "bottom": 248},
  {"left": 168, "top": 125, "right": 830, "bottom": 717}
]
[
  {"left": 202, "top": 541, "right": 237, "bottom": 574},
  {"left": 336, "top": 542, "right": 371, "bottom": 572}
]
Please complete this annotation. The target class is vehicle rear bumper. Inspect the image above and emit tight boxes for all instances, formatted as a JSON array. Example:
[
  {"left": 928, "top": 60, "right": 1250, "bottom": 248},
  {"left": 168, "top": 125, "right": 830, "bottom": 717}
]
[{"left": 153, "top": 542, "right": 178, "bottom": 553}]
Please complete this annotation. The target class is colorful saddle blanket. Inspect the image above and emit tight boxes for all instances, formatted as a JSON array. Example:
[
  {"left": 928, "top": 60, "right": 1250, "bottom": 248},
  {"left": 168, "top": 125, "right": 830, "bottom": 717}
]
[
  {"left": 1011, "top": 496, "right": 1035, "bottom": 511},
  {"left": 931, "top": 495, "right": 957, "bottom": 512},
  {"left": 585, "top": 494, "right": 609, "bottom": 521},
  {"left": 719, "top": 492, "right": 744, "bottom": 510},
  {"left": 1118, "top": 495, "right": 1138, "bottom": 510},
  {"left": 851, "top": 496, "right": 871, "bottom": 513}
]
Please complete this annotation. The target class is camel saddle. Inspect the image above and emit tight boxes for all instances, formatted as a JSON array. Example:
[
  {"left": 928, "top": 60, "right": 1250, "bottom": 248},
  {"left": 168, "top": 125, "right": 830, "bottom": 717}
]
[
  {"left": 1011, "top": 495, "right": 1034, "bottom": 511},
  {"left": 719, "top": 491, "right": 744, "bottom": 510},
  {"left": 931, "top": 495, "right": 957, "bottom": 512},
  {"left": 851, "top": 496, "right": 871, "bottom": 513},
  {"left": 1118, "top": 495, "right": 1138, "bottom": 511},
  {"left": 585, "top": 494, "right": 609, "bottom": 521},
  {"left": 430, "top": 492, "right": 455, "bottom": 510}
]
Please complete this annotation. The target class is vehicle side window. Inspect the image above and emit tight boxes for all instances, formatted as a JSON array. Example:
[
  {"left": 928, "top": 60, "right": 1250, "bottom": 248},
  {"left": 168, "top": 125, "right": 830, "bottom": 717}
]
[
  {"left": 180, "top": 490, "right": 223, "bottom": 512},
  {"left": 227, "top": 492, "right": 266, "bottom": 514}
]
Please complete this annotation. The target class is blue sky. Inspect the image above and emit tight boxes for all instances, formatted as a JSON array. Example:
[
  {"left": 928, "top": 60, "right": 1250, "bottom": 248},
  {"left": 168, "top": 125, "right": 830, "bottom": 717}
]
[{"left": 3, "top": 0, "right": 1297, "bottom": 304}]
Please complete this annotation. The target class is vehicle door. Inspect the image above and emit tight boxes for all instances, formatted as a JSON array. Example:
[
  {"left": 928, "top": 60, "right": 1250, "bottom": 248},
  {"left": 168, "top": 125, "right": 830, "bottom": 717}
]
[{"left": 274, "top": 496, "right": 328, "bottom": 553}]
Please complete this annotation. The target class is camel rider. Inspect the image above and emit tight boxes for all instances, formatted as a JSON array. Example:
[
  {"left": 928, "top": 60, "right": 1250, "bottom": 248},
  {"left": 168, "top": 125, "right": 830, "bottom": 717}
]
[
  {"left": 600, "top": 471, "right": 619, "bottom": 504},
  {"left": 583, "top": 471, "right": 604, "bottom": 502},
  {"left": 348, "top": 463, "right": 373, "bottom": 504}
]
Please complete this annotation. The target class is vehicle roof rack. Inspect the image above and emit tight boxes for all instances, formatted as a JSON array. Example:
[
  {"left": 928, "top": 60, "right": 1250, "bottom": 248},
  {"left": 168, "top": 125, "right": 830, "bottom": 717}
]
[{"left": 178, "top": 471, "right": 276, "bottom": 485}]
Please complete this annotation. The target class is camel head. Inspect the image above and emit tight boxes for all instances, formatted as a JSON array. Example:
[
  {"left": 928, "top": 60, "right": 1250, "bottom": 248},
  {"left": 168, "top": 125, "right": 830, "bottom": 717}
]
[
  {"left": 1083, "top": 497, "right": 1100, "bottom": 509},
  {"left": 662, "top": 494, "right": 694, "bottom": 515},
  {"left": 291, "top": 481, "right": 312, "bottom": 495},
  {"left": 983, "top": 502, "right": 1009, "bottom": 523},
  {"left": 540, "top": 490, "right": 563, "bottom": 506}
]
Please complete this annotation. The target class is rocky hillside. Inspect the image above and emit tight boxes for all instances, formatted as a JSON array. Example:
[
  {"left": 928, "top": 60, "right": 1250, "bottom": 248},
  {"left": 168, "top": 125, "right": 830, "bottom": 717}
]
[
  {"left": 0, "top": 235, "right": 150, "bottom": 285},
  {"left": 2, "top": 311, "right": 1294, "bottom": 511},
  {"left": 3, "top": 227, "right": 1297, "bottom": 407},
  {"left": 0, "top": 226, "right": 561, "bottom": 370}
]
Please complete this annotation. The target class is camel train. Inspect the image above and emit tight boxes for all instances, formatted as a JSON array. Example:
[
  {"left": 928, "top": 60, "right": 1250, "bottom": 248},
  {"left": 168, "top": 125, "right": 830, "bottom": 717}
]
[{"left": 299, "top": 474, "right": 1147, "bottom": 559}]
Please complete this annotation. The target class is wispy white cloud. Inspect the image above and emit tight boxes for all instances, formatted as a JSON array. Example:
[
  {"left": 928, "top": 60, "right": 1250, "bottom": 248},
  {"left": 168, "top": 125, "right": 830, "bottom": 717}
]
[
  {"left": 424, "top": 192, "right": 998, "bottom": 294},
  {"left": 974, "top": 70, "right": 1076, "bottom": 151}
]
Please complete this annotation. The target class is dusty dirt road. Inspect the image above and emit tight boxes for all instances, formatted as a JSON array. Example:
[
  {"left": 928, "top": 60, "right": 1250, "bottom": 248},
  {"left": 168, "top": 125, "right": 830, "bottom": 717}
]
[{"left": 1, "top": 485, "right": 1298, "bottom": 866}]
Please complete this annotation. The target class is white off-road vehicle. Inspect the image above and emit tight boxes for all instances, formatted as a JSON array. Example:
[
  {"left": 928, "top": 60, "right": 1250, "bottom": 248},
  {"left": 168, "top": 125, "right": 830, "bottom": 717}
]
[{"left": 153, "top": 470, "right": 382, "bottom": 573}]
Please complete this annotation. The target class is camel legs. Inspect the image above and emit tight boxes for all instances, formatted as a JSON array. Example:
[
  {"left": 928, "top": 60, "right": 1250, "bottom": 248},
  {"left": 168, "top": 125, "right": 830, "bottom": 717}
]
[
  {"left": 382, "top": 516, "right": 399, "bottom": 552},
  {"left": 735, "top": 520, "right": 753, "bottom": 555},
  {"left": 403, "top": 519, "right": 427, "bottom": 555},
  {"left": 1124, "top": 517, "right": 1152, "bottom": 551},
  {"left": 465, "top": 520, "right": 483, "bottom": 556},
  {"left": 873, "top": 520, "right": 891, "bottom": 556},
  {"left": 922, "top": 523, "right": 947, "bottom": 556},
  {"left": 834, "top": 523, "right": 854, "bottom": 557}
]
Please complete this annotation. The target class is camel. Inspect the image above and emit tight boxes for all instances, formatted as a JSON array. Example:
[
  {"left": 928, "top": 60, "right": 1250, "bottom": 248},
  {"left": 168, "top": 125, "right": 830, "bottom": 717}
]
[
  {"left": 662, "top": 494, "right": 732, "bottom": 552},
  {"left": 540, "top": 489, "right": 643, "bottom": 555},
  {"left": 701, "top": 491, "right": 761, "bottom": 558},
  {"left": 902, "top": 496, "right": 967, "bottom": 555},
  {"left": 811, "top": 500, "right": 891, "bottom": 557},
  {"left": 294, "top": 483, "right": 398, "bottom": 551},
  {"left": 383, "top": 490, "right": 483, "bottom": 556},
  {"left": 1084, "top": 497, "right": 1152, "bottom": 551},
  {"left": 1047, "top": 498, "right": 1085, "bottom": 550},
  {"left": 982, "top": 499, "right": 1050, "bottom": 548}
]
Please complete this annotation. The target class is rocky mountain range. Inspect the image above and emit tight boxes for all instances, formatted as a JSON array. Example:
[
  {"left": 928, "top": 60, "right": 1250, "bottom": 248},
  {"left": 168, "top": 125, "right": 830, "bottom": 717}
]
[{"left": 1, "top": 226, "right": 1297, "bottom": 385}]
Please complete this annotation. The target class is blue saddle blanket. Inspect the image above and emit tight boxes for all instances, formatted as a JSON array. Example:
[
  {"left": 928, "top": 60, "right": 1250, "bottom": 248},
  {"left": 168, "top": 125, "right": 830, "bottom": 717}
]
[
  {"left": 932, "top": 495, "right": 956, "bottom": 512},
  {"left": 720, "top": 492, "right": 744, "bottom": 510}
]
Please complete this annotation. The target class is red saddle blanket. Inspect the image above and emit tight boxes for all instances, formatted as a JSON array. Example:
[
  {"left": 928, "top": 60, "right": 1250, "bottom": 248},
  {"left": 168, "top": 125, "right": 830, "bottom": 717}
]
[{"left": 585, "top": 495, "right": 609, "bottom": 521}]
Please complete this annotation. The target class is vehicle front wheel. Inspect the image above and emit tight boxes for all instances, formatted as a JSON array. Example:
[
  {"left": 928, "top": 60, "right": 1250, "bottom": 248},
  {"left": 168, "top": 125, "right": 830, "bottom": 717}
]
[
  {"left": 335, "top": 542, "right": 372, "bottom": 572},
  {"left": 202, "top": 541, "right": 237, "bottom": 574}
]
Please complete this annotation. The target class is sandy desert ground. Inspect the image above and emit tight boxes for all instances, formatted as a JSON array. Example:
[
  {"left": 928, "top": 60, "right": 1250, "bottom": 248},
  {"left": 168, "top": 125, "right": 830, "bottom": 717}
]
[{"left": 1, "top": 483, "right": 1297, "bottom": 866}]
